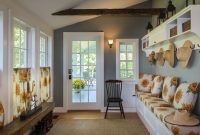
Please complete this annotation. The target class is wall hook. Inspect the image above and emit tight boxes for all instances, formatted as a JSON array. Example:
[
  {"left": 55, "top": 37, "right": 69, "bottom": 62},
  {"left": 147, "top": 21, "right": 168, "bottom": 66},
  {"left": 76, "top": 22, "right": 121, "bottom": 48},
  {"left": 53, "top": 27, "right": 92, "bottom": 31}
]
[{"left": 190, "top": 44, "right": 195, "bottom": 49}]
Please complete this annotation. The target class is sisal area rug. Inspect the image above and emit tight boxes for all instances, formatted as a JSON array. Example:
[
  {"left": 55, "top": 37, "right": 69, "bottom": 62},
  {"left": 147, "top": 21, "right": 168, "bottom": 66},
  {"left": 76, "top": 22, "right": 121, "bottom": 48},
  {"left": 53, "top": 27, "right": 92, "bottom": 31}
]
[{"left": 47, "top": 119, "right": 150, "bottom": 135}]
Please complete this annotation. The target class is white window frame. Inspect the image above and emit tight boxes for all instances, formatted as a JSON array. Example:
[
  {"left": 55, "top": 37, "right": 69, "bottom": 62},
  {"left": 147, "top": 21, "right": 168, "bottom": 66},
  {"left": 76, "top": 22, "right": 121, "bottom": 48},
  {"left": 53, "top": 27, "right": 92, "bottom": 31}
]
[
  {"left": 40, "top": 32, "right": 48, "bottom": 67},
  {"left": 116, "top": 39, "right": 139, "bottom": 82}
]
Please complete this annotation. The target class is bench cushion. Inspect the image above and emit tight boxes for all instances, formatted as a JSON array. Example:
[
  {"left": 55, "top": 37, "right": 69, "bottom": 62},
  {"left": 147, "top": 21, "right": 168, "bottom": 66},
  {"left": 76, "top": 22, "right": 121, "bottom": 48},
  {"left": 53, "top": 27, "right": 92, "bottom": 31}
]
[
  {"left": 137, "top": 73, "right": 153, "bottom": 92},
  {"left": 147, "top": 100, "right": 171, "bottom": 112},
  {"left": 143, "top": 96, "right": 163, "bottom": 106},
  {"left": 154, "top": 107, "right": 176, "bottom": 122},
  {"left": 162, "top": 77, "right": 178, "bottom": 104},
  {"left": 173, "top": 83, "right": 199, "bottom": 112},
  {"left": 166, "top": 123, "right": 200, "bottom": 135},
  {"left": 138, "top": 93, "right": 152, "bottom": 101}
]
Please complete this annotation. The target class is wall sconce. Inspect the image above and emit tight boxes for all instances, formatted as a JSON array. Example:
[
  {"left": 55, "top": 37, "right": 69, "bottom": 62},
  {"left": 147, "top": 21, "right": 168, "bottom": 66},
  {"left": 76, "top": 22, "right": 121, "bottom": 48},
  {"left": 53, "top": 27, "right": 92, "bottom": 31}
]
[{"left": 108, "top": 39, "right": 113, "bottom": 48}]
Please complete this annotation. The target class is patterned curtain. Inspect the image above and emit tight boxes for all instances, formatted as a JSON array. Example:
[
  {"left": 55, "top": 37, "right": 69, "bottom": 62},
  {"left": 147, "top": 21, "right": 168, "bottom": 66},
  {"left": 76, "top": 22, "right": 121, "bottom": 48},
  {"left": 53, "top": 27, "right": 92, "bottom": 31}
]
[
  {"left": 12, "top": 67, "right": 51, "bottom": 119},
  {"left": 40, "top": 67, "right": 51, "bottom": 102},
  {"left": 0, "top": 101, "right": 4, "bottom": 128},
  {"left": 12, "top": 68, "right": 36, "bottom": 119}
]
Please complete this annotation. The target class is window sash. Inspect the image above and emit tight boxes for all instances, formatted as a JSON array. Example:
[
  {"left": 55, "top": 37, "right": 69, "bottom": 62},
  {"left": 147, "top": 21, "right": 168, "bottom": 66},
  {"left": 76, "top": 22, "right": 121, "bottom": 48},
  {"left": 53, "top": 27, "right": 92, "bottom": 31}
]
[
  {"left": 13, "top": 24, "right": 29, "bottom": 68},
  {"left": 118, "top": 43, "right": 135, "bottom": 80},
  {"left": 40, "top": 33, "right": 48, "bottom": 67}
]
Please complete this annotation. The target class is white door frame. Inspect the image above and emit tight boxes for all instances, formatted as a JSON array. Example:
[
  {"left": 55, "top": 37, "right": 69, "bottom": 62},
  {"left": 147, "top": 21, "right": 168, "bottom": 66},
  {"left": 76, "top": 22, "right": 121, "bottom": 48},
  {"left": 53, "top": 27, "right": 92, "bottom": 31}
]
[{"left": 63, "top": 32, "right": 104, "bottom": 112}]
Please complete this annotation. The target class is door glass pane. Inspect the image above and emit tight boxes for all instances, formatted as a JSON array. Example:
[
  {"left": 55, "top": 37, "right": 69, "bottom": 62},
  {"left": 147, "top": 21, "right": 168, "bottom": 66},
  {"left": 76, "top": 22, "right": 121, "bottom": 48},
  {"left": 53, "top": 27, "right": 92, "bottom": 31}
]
[
  {"left": 72, "top": 91, "right": 81, "bottom": 103},
  {"left": 81, "top": 54, "right": 88, "bottom": 65},
  {"left": 89, "top": 53, "right": 96, "bottom": 66},
  {"left": 89, "top": 41, "right": 96, "bottom": 53},
  {"left": 72, "top": 41, "right": 81, "bottom": 53},
  {"left": 127, "top": 45, "right": 133, "bottom": 52},
  {"left": 120, "top": 53, "right": 126, "bottom": 60},
  {"left": 127, "top": 62, "right": 133, "bottom": 70},
  {"left": 81, "top": 41, "right": 88, "bottom": 53},
  {"left": 127, "top": 53, "right": 133, "bottom": 60},
  {"left": 120, "top": 70, "right": 126, "bottom": 79},
  {"left": 120, "top": 62, "right": 126, "bottom": 70},
  {"left": 81, "top": 91, "right": 88, "bottom": 103},
  {"left": 89, "top": 91, "right": 96, "bottom": 102},
  {"left": 127, "top": 70, "right": 134, "bottom": 79},
  {"left": 72, "top": 40, "right": 97, "bottom": 103},
  {"left": 72, "top": 54, "right": 80, "bottom": 65},
  {"left": 72, "top": 66, "right": 80, "bottom": 78},
  {"left": 120, "top": 44, "right": 126, "bottom": 52}
]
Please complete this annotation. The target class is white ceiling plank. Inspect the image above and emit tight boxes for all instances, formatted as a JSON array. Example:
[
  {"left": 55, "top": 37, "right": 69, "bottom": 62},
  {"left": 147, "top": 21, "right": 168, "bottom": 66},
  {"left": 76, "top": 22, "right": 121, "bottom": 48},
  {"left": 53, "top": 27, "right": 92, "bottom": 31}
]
[{"left": 12, "top": 0, "right": 147, "bottom": 29}]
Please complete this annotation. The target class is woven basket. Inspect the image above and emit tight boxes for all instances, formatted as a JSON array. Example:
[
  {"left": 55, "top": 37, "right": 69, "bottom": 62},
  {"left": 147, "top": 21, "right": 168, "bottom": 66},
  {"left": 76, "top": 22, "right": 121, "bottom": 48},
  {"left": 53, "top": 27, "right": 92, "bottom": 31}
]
[
  {"left": 170, "top": 26, "right": 177, "bottom": 37},
  {"left": 182, "top": 20, "right": 191, "bottom": 32}
]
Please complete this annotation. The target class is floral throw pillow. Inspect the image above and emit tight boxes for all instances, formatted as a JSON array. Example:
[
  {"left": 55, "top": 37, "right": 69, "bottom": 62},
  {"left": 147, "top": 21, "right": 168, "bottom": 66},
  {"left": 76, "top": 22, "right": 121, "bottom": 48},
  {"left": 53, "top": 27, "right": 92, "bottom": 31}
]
[
  {"left": 173, "top": 83, "right": 199, "bottom": 112},
  {"left": 150, "top": 76, "right": 164, "bottom": 97},
  {"left": 162, "top": 77, "right": 178, "bottom": 104},
  {"left": 0, "top": 102, "right": 4, "bottom": 128},
  {"left": 137, "top": 73, "right": 153, "bottom": 92}
]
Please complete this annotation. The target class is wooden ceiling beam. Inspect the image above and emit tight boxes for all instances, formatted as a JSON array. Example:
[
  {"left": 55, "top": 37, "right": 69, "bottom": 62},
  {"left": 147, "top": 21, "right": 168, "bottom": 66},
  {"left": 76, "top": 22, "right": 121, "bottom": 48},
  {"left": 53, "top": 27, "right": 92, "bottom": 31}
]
[{"left": 52, "top": 8, "right": 166, "bottom": 16}]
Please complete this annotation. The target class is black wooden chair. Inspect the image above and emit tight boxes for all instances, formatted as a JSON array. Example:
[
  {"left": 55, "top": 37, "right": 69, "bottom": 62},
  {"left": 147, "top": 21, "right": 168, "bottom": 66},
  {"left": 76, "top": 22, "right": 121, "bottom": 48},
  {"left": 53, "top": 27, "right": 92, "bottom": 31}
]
[{"left": 104, "top": 80, "right": 125, "bottom": 119}]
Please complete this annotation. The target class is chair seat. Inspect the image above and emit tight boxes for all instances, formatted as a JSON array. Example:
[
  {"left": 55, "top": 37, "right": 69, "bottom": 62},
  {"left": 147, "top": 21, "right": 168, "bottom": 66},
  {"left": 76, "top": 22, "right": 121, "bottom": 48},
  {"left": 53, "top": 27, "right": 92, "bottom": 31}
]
[{"left": 107, "top": 98, "right": 123, "bottom": 102}]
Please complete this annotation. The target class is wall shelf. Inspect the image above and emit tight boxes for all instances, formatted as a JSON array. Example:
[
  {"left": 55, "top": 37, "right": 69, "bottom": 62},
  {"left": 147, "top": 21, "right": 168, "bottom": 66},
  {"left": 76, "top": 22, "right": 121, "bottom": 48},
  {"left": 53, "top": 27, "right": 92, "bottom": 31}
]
[{"left": 142, "top": 5, "right": 200, "bottom": 56}]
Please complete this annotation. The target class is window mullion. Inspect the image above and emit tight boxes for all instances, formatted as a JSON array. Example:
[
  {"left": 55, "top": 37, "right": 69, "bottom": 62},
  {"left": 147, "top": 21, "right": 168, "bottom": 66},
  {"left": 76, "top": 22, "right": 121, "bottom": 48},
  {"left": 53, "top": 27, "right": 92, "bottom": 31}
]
[{"left": 19, "top": 29, "right": 22, "bottom": 67}]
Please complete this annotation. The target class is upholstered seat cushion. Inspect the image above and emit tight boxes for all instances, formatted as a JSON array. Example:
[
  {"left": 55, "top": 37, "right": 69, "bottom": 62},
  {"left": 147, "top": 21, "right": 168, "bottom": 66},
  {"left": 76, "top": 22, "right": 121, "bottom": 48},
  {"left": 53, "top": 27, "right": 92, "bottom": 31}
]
[
  {"left": 173, "top": 83, "right": 199, "bottom": 112},
  {"left": 143, "top": 97, "right": 164, "bottom": 106},
  {"left": 166, "top": 123, "right": 200, "bottom": 135},
  {"left": 154, "top": 107, "right": 200, "bottom": 135},
  {"left": 162, "top": 77, "right": 178, "bottom": 104},
  {"left": 154, "top": 107, "right": 176, "bottom": 122},
  {"left": 147, "top": 100, "right": 171, "bottom": 112},
  {"left": 137, "top": 92, "right": 152, "bottom": 101},
  {"left": 137, "top": 73, "right": 154, "bottom": 92}
]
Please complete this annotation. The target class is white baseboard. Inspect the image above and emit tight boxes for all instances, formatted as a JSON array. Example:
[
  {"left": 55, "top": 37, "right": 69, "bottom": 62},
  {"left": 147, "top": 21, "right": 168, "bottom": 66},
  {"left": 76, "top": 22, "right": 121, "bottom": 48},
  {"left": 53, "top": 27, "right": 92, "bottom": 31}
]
[
  {"left": 53, "top": 107, "right": 66, "bottom": 113},
  {"left": 101, "top": 107, "right": 136, "bottom": 112}
]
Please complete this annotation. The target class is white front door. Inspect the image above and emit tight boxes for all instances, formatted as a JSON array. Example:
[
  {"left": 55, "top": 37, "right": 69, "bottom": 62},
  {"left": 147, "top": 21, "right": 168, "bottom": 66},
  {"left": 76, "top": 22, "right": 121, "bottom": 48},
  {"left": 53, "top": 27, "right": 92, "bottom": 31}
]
[{"left": 63, "top": 32, "right": 104, "bottom": 111}]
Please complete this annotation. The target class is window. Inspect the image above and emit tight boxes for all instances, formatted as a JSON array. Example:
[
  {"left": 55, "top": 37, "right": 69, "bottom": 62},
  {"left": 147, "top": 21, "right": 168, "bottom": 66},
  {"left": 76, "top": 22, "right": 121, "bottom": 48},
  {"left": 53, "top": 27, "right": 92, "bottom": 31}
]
[
  {"left": 116, "top": 39, "right": 138, "bottom": 80},
  {"left": 13, "top": 24, "right": 29, "bottom": 68},
  {"left": 40, "top": 33, "right": 48, "bottom": 67}
]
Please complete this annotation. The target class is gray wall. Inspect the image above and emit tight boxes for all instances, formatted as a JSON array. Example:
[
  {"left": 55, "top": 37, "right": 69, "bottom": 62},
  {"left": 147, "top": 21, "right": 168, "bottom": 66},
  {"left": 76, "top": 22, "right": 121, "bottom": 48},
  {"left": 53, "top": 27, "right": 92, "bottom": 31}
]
[
  {"left": 53, "top": 1, "right": 152, "bottom": 107},
  {"left": 152, "top": 0, "right": 200, "bottom": 27},
  {"left": 140, "top": 0, "right": 200, "bottom": 115}
]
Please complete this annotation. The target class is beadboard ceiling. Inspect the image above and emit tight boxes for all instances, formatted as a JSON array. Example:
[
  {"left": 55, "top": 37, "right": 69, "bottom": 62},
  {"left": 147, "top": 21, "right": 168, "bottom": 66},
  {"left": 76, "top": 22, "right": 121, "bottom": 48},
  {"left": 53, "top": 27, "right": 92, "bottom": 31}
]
[{"left": 13, "top": 0, "right": 147, "bottom": 29}]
